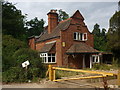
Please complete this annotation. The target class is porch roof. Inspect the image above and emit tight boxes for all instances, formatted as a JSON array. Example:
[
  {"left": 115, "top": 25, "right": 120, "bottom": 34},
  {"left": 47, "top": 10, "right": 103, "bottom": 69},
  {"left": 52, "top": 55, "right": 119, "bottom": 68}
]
[
  {"left": 66, "top": 43, "right": 100, "bottom": 54},
  {"left": 39, "top": 43, "right": 55, "bottom": 53}
]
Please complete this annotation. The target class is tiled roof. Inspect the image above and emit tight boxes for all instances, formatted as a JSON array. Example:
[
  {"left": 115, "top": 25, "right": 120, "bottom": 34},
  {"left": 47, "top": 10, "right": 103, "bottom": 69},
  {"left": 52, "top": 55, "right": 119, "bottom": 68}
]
[
  {"left": 39, "top": 43, "right": 55, "bottom": 53},
  {"left": 66, "top": 43, "right": 99, "bottom": 54},
  {"left": 36, "top": 18, "right": 72, "bottom": 42}
]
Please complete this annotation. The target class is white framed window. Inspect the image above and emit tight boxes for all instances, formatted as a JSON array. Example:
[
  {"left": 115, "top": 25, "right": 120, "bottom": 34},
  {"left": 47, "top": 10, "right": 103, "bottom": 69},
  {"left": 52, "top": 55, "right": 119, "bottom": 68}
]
[
  {"left": 40, "top": 53, "right": 56, "bottom": 63},
  {"left": 92, "top": 55, "right": 100, "bottom": 63},
  {"left": 83, "top": 33, "right": 87, "bottom": 41},
  {"left": 74, "top": 32, "right": 87, "bottom": 41}
]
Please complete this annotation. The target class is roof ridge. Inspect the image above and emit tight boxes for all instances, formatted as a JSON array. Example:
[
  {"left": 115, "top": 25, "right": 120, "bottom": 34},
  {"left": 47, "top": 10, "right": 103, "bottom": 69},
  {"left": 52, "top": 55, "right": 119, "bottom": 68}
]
[{"left": 59, "top": 18, "right": 72, "bottom": 24}]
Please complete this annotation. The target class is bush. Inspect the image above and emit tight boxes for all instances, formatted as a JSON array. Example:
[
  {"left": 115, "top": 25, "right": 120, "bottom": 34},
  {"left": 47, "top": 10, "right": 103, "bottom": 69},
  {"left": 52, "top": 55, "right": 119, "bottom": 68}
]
[
  {"left": 112, "top": 58, "right": 119, "bottom": 69},
  {"left": 2, "top": 67, "right": 27, "bottom": 83},
  {"left": 3, "top": 48, "right": 47, "bottom": 83},
  {"left": 93, "top": 63, "right": 112, "bottom": 70},
  {"left": 2, "top": 35, "right": 27, "bottom": 71}
]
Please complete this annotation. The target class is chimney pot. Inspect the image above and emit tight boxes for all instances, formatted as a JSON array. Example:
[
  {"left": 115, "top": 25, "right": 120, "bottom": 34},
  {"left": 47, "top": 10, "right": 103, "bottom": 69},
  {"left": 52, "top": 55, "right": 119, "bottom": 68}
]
[{"left": 51, "top": 9, "right": 57, "bottom": 13}]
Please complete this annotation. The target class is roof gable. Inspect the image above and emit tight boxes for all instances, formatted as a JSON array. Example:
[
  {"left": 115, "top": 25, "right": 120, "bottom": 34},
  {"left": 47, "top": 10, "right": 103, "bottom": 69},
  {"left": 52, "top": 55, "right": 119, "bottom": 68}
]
[
  {"left": 39, "top": 43, "right": 55, "bottom": 53},
  {"left": 71, "top": 10, "right": 84, "bottom": 20}
]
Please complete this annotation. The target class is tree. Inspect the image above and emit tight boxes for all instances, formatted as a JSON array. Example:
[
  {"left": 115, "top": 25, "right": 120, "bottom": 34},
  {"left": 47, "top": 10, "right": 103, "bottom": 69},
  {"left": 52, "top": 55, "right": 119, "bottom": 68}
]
[
  {"left": 107, "top": 11, "right": 120, "bottom": 61},
  {"left": 101, "top": 28, "right": 106, "bottom": 36},
  {"left": 92, "top": 23, "right": 101, "bottom": 36},
  {"left": 2, "top": 1, "right": 27, "bottom": 41},
  {"left": 26, "top": 17, "right": 44, "bottom": 37},
  {"left": 92, "top": 24, "right": 107, "bottom": 51},
  {"left": 58, "top": 9, "right": 69, "bottom": 22}
]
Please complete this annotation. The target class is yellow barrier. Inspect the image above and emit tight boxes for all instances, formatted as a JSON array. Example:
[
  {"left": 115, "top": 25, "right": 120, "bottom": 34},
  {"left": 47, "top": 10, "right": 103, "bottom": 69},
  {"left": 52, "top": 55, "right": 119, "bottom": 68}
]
[
  {"left": 53, "top": 75, "right": 106, "bottom": 82},
  {"left": 48, "top": 65, "right": 117, "bottom": 83},
  {"left": 118, "top": 69, "right": 120, "bottom": 86},
  {"left": 52, "top": 67, "right": 116, "bottom": 76}
]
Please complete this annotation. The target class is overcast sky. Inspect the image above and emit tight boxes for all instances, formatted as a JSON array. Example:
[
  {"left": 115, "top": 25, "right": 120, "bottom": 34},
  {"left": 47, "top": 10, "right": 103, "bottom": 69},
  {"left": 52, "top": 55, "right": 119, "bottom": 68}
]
[{"left": 8, "top": 0, "right": 119, "bottom": 32}]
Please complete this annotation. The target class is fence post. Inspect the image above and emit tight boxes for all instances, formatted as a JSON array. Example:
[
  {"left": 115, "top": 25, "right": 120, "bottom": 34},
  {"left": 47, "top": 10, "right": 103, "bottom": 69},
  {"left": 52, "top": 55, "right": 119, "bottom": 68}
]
[
  {"left": 53, "top": 69, "right": 56, "bottom": 80},
  {"left": 48, "top": 64, "right": 53, "bottom": 81},
  {"left": 118, "top": 69, "right": 120, "bottom": 87}
]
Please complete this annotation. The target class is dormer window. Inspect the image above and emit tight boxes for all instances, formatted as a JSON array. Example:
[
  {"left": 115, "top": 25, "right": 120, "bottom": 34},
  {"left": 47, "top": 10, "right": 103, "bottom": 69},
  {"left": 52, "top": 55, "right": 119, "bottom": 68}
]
[{"left": 74, "top": 32, "right": 87, "bottom": 41}]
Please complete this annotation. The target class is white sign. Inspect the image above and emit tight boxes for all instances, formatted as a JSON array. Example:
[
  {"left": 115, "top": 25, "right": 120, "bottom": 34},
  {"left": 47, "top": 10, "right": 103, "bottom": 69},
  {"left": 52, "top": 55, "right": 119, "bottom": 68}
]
[{"left": 22, "top": 60, "right": 30, "bottom": 68}]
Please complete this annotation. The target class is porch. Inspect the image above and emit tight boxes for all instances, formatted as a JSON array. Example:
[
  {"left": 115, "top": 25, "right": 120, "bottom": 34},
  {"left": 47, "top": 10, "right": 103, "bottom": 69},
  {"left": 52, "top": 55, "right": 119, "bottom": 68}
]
[{"left": 66, "top": 43, "right": 100, "bottom": 69}]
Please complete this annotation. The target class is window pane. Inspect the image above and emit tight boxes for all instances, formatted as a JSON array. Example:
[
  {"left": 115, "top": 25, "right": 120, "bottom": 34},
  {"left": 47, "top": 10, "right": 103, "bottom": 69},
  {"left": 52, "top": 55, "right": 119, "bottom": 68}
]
[
  {"left": 74, "top": 32, "right": 76, "bottom": 40},
  {"left": 77, "top": 33, "right": 79, "bottom": 40},
  {"left": 80, "top": 33, "right": 83, "bottom": 40},
  {"left": 44, "top": 57, "right": 46, "bottom": 62},
  {"left": 96, "top": 56, "right": 98, "bottom": 62},
  {"left": 52, "top": 54, "right": 55, "bottom": 56},
  {"left": 48, "top": 54, "right": 51, "bottom": 56},
  {"left": 48, "top": 57, "right": 51, "bottom": 62},
  {"left": 92, "top": 56, "right": 95, "bottom": 62},
  {"left": 52, "top": 57, "right": 55, "bottom": 62},
  {"left": 84, "top": 33, "right": 87, "bottom": 40}
]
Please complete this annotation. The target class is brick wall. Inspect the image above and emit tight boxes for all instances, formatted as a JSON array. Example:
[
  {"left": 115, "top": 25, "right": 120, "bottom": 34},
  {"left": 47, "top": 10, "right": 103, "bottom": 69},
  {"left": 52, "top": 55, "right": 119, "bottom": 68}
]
[
  {"left": 28, "top": 38, "right": 36, "bottom": 50},
  {"left": 60, "top": 18, "right": 94, "bottom": 67}
]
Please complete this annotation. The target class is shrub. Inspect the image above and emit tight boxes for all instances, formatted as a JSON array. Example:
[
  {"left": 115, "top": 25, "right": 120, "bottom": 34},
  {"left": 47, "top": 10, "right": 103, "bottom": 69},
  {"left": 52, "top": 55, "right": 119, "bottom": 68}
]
[
  {"left": 2, "top": 67, "right": 27, "bottom": 83},
  {"left": 3, "top": 48, "right": 47, "bottom": 83},
  {"left": 2, "top": 35, "right": 27, "bottom": 71},
  {"left": 93, "top": 63, "right": 112, "bottom": 70}
]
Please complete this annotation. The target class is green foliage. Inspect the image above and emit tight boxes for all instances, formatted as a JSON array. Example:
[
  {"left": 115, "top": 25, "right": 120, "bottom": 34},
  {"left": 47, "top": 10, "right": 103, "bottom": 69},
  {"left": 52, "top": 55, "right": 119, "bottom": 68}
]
[
  {"left": 26, "top": 17, "right": 45, "bottom": 37},
  {"left": 58, "top": 9, "right": 69, "bottom": 22},
  {"left": 92, "top": 24, "right": 107, "bottom": 51},
  {"left": 2, "top": 1, "right": 27, "bottom": 41},
  {"left": 3, "top": 48, "right": 47, "bottom": 83},
  {"left": 55, "top": 70, "right": 84, "bottom": 79},
  {"left": 2, "top": 35, "right": 27, "bottom": 71},
  {"left": 13, "top": 48, "right": 47, "bottom": 77},
  {"left": 2, "top": 1, "right": 46, "bottom": 83},
  {"left": 93, "top": 63, "right": 112, "bottom": 70},
  {"left": 107, "top": 11, "right": 120, "bottom": 61},
  {"left": 3, "top": 67, "right": 26, "bottom": 83},
  {"left": 92, "top": 23, "right": 101, "bottom": 36},
  {"left": 2, "top": 1, "right": 45, "bottom": 41},
  {"left": 112, "top": 58, "right": 119, "bottom": 68},
  {"left": 2, "top": 35, "right": 27, "bottom": 56}
]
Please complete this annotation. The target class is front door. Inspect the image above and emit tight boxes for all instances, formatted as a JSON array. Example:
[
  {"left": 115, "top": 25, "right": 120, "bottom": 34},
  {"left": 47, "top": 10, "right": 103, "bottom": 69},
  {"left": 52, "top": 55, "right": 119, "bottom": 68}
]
[{"left": 85, "top": 54, "right": 90, "bottom": 68}]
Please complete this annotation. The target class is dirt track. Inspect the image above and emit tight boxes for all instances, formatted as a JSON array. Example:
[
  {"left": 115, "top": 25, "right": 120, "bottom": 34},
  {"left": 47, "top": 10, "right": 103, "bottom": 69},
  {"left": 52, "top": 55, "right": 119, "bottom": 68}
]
[
  {"left": 2, "top": 70, "right": 119, "bottom": 89},
  {"left": 2, "top": 79, "right": 118, "bottom": 88}
]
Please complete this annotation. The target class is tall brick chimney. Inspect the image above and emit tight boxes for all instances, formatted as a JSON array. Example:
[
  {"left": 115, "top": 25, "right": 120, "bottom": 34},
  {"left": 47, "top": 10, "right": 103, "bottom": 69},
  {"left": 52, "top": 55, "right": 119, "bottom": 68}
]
[{"left": 47, "top": 9, "right": 58, "bottom": 34}]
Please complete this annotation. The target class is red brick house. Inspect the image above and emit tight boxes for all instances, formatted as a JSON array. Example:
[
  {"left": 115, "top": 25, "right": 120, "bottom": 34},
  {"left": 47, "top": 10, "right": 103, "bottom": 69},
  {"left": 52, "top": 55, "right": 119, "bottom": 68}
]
[{"left": 28, "top": 10, "right": 101, "bottom": 69}]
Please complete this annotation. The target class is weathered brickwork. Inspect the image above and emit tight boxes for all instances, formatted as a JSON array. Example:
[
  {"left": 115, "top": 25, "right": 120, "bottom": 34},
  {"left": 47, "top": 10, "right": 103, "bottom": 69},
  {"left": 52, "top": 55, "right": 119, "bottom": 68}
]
[{"left": 28, "top": 10, "right": 99, "bottom": 69}]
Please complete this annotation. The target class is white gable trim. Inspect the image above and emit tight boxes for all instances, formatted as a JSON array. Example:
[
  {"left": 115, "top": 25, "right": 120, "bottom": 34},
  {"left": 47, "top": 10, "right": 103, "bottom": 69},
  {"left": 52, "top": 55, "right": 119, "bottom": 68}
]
[{"left": 46, "top": 40, "right": 56, "bottom": 44}]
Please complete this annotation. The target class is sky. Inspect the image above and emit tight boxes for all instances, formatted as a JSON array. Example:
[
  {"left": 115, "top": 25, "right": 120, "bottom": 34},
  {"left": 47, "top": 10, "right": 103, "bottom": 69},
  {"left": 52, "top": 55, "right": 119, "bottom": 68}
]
[{"left": 8, "top": 0, "right": 119, "bottom": 32}]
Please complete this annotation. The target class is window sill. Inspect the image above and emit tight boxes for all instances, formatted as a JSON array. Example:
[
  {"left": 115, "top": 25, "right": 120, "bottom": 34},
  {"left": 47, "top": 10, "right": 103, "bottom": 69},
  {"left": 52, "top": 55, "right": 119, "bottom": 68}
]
[
  {"left": 92, "top": 62, "right": 100, "bottom": 63},
  {"left": 42, "top": 62, "right": 57, "bottom": 64},
  {"left": 74, "top": 39, "right": 87, "bottom": 41}
]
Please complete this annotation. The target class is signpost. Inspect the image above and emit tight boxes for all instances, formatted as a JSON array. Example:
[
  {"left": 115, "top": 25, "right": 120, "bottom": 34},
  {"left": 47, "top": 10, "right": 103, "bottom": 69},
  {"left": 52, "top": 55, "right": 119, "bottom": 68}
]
[
  {"left": 22, "top": 60, "right": 30, "bottom": 69},
  {"left": 22, "top": 60, "right": 30, "bottom": 81}
]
